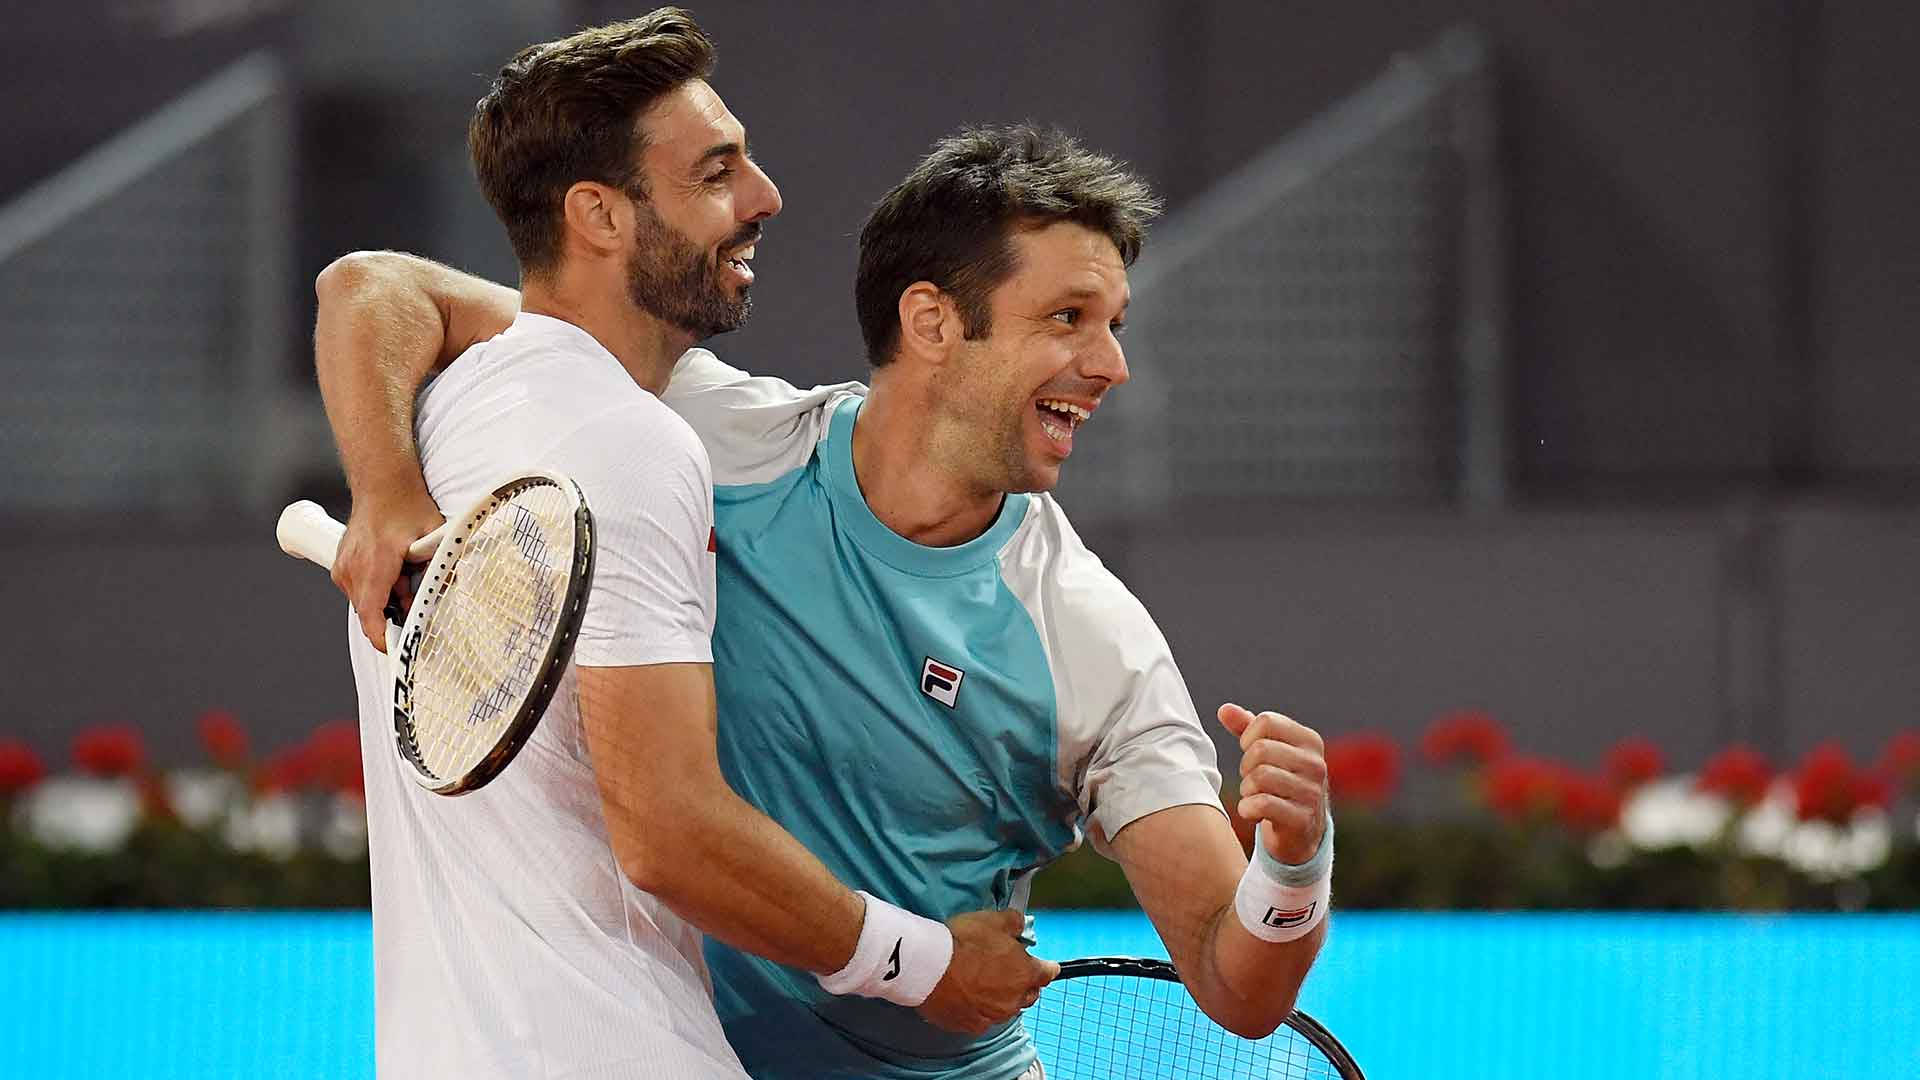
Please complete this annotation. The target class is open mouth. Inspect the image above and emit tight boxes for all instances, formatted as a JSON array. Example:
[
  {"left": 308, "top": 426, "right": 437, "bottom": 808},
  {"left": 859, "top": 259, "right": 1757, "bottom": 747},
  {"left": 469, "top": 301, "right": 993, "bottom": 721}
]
[
  {"left": 1036, "top": 398, "right": 1091, "bottom": 448},
  {"left": 722, "top": 243, "right": 756, "bottom": 284}
]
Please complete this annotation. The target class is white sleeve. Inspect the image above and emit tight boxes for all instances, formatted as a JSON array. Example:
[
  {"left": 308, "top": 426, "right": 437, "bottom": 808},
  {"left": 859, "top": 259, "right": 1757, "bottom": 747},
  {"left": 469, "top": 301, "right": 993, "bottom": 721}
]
[
  {"left": 662, "top": 348, "right": 865, "bottom": 486},
  {"left": 999, "top": 501, "right": 1225, "bottom": 857},
  {"left": 541, "top": 402, "right": 715, "bottom": 668},
  {"left": 1072, "top": 597, "right": 1226, "bottom": 855}
]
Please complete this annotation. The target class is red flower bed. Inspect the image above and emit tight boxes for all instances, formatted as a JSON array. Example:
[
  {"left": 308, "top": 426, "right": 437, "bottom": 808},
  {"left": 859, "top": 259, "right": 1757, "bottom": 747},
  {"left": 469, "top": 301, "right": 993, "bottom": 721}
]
[
  {"left": 257, "top": 721, "right": 363, "bottom": 797},
  {"left": 1554, "top": 768, "right": 1624, "bottom": 833},
  {"left": 197, "top": 709, "right": 249, "bottom": 768},
  {"left": 1792, "top": 743, "right": 1891, "bottom": 825},
  {"left": 0, "top": 740, "right": 45, "bottom": 795},
  {"left": 1483, "top": 755, "right": 1559, "bottom": 820},
  {"left": 1696, "top": 745, "right": 1772, "bottom": 806},
  {"left": 1421, "top": 709, "right": 1509, "bottom": 767},
  {"left": 1604, "top": 737, "right": 1665, "bottom": 791},
  {"left": 1877, "top": 731, "right": 1920, "bottom": 787},
  {"left": 1326, "top": 734, "right": 1400, "bottom": 807},
  {"left": 71, "top": 726, "right": 145, "bottom": 778}
]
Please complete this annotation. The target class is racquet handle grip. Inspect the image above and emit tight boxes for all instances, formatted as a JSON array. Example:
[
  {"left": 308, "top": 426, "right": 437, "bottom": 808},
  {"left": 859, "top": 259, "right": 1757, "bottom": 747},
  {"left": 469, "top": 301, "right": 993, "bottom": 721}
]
[{"left": 277, "top": 500, "right": 346, "bottom": 571}]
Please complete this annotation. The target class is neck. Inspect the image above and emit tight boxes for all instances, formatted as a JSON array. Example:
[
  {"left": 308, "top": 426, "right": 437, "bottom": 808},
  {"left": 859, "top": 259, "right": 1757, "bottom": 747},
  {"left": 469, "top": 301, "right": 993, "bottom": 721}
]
[
  {"left": 520, "top": 270, "right": 694, "bottom": 396},
  {"left": 851, "top": 373, "right": 1005, "bottom": 548}
]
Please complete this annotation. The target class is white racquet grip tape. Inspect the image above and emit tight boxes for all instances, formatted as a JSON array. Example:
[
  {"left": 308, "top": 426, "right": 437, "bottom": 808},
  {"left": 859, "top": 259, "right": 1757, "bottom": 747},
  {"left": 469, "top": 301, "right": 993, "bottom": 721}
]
[
  {"left": 275, "top": 502, "right": 448, "bottom": 573},
  {"left": 277, "top": 501, "right": 346, "bottom": 571},
  {"left": 816, "top": 891, "right": 953, "bottom": 1007},
  {"left": 1234, "top": 816, "right": 1334, "bottom": 943}
]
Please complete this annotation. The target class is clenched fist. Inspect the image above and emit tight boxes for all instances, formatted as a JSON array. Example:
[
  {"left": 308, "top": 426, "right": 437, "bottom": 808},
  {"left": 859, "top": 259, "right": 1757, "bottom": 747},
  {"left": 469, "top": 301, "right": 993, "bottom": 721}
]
[
  {"left": 915, "top": 909, "right": 1058, "bottom": 1036},
  {"left": 1217, "top": 704, "right": 1329, "bottom": 865}
]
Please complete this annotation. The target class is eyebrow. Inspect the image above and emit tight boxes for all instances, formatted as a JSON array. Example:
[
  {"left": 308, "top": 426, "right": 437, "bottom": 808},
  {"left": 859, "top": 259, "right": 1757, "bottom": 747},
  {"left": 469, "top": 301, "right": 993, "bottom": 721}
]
[
  {"left": 691, "top": 140, "right": 747, "bottom": 173},
  {"left": 1048, "top": 285, "right": 1130, "bottom": 308}
]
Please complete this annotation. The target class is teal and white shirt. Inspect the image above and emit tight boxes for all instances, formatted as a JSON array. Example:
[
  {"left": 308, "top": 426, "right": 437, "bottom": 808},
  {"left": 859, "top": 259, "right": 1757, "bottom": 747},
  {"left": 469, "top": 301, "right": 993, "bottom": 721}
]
[{"left": 662, "top": 350, "right": 1225, "bottom": 1080}]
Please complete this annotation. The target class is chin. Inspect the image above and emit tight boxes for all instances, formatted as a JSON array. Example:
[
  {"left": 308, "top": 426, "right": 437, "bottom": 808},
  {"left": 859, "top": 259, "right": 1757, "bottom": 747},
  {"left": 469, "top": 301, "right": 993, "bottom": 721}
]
[{"left": 1012, "top": 465, "right": 1062, "bottom": 495}]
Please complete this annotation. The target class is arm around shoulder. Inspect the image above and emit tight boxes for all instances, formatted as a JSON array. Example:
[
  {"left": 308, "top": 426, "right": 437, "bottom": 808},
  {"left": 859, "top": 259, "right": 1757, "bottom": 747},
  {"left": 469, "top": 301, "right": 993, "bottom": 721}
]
[{"left": 312, "top": 251, "right": 526, "bottom": 649}]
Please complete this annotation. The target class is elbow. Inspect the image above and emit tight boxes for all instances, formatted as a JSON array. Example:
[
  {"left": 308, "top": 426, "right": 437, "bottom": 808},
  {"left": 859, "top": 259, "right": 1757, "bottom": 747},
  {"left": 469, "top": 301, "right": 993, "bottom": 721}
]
[
  {"left": 607, "top": 794, "right": 718, "bottom": 901},
  {"left": 614, "top": 850, "right": 669, "bottom": 899},
  {"left": 611, "top": 824, "right": 680, "bottom": 898},
  {"left": 314, "top": 249, "right": 399, "bottom": 302},
  {"left": 1220, "top": 1006, "right": 1292, "bottom": 1042},
  {"left": 1206, "top": 987, "right": 1299, "bottom": 1041}
]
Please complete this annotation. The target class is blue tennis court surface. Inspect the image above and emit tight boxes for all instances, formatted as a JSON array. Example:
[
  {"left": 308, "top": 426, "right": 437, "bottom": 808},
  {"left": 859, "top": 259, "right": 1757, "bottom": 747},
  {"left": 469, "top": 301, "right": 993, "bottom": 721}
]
[{"left": 1, "top": 910, "right": 1913, "bottom": 1078}]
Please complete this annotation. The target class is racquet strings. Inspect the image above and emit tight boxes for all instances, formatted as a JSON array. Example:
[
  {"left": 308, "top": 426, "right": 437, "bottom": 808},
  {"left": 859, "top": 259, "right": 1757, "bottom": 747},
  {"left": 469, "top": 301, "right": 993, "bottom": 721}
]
[
  {"left": 1026, "top": 972, "right": 1345, "bottom": 1079},
  {"left": 409, "top": 481, "right": 576, "bottom": 781}
]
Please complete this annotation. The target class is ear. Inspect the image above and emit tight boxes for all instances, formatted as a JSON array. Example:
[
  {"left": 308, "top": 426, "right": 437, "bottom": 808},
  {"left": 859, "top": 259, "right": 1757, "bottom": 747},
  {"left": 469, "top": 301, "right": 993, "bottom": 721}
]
[
  {"left": 560, "top": 181, "right": 625, "bottom": 258},
  {"left": 895, "top": 281, "right": 958, "bottom": 364}
]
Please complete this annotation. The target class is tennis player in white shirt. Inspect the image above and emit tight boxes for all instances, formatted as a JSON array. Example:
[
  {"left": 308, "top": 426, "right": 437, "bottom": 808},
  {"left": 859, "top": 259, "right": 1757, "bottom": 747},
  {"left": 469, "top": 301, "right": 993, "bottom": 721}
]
[{"left": 322, "top": 11, "right": 1055, "bottom": 1078}]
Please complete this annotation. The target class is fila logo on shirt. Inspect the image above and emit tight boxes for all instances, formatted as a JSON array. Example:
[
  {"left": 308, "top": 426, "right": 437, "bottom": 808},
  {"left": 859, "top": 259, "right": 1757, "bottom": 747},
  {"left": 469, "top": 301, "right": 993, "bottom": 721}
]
[{"left": 921, "top": 657, "right": 965, "bottom": 708}]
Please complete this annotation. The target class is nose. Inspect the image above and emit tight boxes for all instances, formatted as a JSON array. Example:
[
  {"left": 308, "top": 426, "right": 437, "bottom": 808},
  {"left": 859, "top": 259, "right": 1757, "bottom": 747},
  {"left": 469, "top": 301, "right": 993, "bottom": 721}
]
[
  {"left": 1085, "top": 326, "right": 1129, "bottom": 388},
  {"left": 742, "top": 157, "right": 782, "bottom": 222}
]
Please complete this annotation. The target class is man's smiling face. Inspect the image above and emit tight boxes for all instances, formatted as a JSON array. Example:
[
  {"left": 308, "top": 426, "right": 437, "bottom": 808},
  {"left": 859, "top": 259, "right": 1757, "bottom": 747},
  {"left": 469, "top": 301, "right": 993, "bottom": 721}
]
[
  {"left": 621, "top": 78, "right": 781, "bottom": 338},
  {"left": 943, "top": 220, "right": 1132, "bottom": 495}
]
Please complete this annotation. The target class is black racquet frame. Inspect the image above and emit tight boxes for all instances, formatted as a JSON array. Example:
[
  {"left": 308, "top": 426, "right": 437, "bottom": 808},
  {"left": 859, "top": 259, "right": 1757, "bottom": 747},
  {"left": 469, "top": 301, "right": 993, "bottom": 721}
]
[{"left": 390, "top": 474, "right": 596, "bottom": 795}]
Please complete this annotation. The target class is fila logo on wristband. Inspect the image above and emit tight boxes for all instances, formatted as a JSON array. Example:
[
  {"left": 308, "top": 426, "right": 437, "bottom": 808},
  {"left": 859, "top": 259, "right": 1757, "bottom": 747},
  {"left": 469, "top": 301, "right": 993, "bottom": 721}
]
[
  {"left": 1235, "top": 820, "right": 1333, "bottom": 944},
  {"left": 1263, "top": 901, "right": 1317, "bottom": 929}
]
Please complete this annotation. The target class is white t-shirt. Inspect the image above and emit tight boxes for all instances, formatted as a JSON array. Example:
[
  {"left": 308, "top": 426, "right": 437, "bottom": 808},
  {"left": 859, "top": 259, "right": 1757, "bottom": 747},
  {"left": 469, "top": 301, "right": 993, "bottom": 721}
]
[{"left": 346, "top": 313, "right": 743, "bottom": 1079}]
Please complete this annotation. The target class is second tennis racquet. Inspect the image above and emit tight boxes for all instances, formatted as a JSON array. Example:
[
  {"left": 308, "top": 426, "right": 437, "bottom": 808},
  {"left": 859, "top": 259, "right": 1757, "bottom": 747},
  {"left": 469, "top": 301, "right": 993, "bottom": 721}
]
[{"left": 1023, "top": 956, "right": 1365, "bottom": 1079}]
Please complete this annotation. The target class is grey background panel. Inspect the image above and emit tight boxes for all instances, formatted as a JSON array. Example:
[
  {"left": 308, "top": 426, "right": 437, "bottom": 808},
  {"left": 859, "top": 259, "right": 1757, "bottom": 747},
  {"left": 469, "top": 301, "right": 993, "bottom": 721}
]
[
  {"left": 1776, "top": 504, "right": 1920, "bottom": 759},
  {"left": 1098, "top": 508, "right": 1727, "bottom": 774}
]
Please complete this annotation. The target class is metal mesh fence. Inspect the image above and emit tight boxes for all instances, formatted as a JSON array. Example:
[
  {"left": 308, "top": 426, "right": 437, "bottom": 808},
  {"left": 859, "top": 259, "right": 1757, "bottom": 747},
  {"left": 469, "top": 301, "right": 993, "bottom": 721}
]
[
  {"left": 1059, "top": 30, "right": 1503, "bottom": 514},
  {"left": 0, "top": 55, "right": 292, "bottom": 515}
]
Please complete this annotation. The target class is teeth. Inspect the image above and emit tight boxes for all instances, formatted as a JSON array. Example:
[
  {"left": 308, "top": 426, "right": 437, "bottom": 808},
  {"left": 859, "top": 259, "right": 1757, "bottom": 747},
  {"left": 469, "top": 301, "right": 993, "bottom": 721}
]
[
  {"left": 1037, "top": 399, "right": 1090, "bottom": 421},
  {"left": 737, "top": 245, "right": 755, "bottom": 261}
]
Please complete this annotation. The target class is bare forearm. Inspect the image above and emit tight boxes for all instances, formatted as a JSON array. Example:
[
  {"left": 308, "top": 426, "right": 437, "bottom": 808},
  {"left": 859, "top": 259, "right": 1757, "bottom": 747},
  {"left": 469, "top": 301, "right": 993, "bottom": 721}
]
[
  {"left": 583, "top": 664, "right": 1050, "bottom": 1031},
  {"left": 635, "top": 785, "right": 863, "bottom": 974},
  {"left": 1196, "top": 906, "right": 1326, "bottom": 1036},
  {"left": 313, "top": 252, "right": 447, "bottom": 501},
  {"left": 579, "top": 663, "right": 863, "bottom": 975},
  {"left": 1117, "top": 805, "right": 1323, "bottom": 1039}
]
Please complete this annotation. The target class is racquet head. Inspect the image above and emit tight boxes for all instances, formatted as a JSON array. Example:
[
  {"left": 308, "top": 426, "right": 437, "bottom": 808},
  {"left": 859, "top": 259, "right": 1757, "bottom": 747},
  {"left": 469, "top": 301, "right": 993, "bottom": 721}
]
[
  {"left": 1023, "top": 956, "right": 1365, "bottom": 1079},
  {"left": 277, "top": 471, "right": 594, "bottom": 795}
]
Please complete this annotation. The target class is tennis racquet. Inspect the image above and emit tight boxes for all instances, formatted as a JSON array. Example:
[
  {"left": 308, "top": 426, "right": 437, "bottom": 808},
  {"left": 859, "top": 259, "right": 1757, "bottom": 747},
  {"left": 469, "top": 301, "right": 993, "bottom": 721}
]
[
  {"left": 277, "top": 471, "right": 595, "bottom": 795},
  {"left": 1023, "top": 956, "right": 1365, "bottom": 1079}
]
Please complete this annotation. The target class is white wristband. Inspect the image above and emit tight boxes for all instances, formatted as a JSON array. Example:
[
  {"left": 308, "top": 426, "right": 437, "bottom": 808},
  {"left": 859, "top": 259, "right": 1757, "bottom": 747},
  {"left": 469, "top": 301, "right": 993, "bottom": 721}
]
[
  {"left": 1233, "top": 817, "right": 1333, "bottom": 943},
  {"left": 815, "top": 892, "right": 954, "bottom": 1007}
]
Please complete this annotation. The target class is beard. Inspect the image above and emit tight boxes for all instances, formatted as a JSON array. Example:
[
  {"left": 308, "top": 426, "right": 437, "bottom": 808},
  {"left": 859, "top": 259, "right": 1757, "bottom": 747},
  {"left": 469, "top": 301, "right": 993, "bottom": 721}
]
[
  {"left": 940, "top": 363, "right": 1059, "bottom": 496},
  {"left": 624, "top": 201, "right": 757, "bottom": 339}
]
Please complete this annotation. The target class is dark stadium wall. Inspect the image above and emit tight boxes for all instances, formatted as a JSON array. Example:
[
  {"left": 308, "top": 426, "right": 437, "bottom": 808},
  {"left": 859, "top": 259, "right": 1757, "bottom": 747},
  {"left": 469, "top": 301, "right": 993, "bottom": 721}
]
[
  {"left": 7, "top": 1, "right": 1917, "bottom": 788},
  {"left": 1811, "top": 5, "right": 1920, "bottom": 479},
  {"left": 0, "top": 3, "right": 294, "bottom": 203},
  {"left": 557, "top": 0, "right": 1919, "bottom": 492}
]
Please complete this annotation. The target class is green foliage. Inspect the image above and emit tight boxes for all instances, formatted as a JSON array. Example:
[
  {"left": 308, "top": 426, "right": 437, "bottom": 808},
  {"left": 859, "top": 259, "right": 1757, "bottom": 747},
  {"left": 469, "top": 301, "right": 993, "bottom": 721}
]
[
  {"left": 0, "top": 820, "right": 369, "bottom": 909},
  {"left": 1027, "top": 811, "right": 1920, "bottom": 911}
]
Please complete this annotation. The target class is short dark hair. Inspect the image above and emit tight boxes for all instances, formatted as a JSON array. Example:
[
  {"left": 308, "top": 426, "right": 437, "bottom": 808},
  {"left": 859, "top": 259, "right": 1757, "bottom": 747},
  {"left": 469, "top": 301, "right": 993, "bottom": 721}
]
[
  {"left": 855, "top": 124, "right": 1162, "bottom": 367},
  {"left": 469, "top": 8, "right": 716, "bottom": 277}
]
